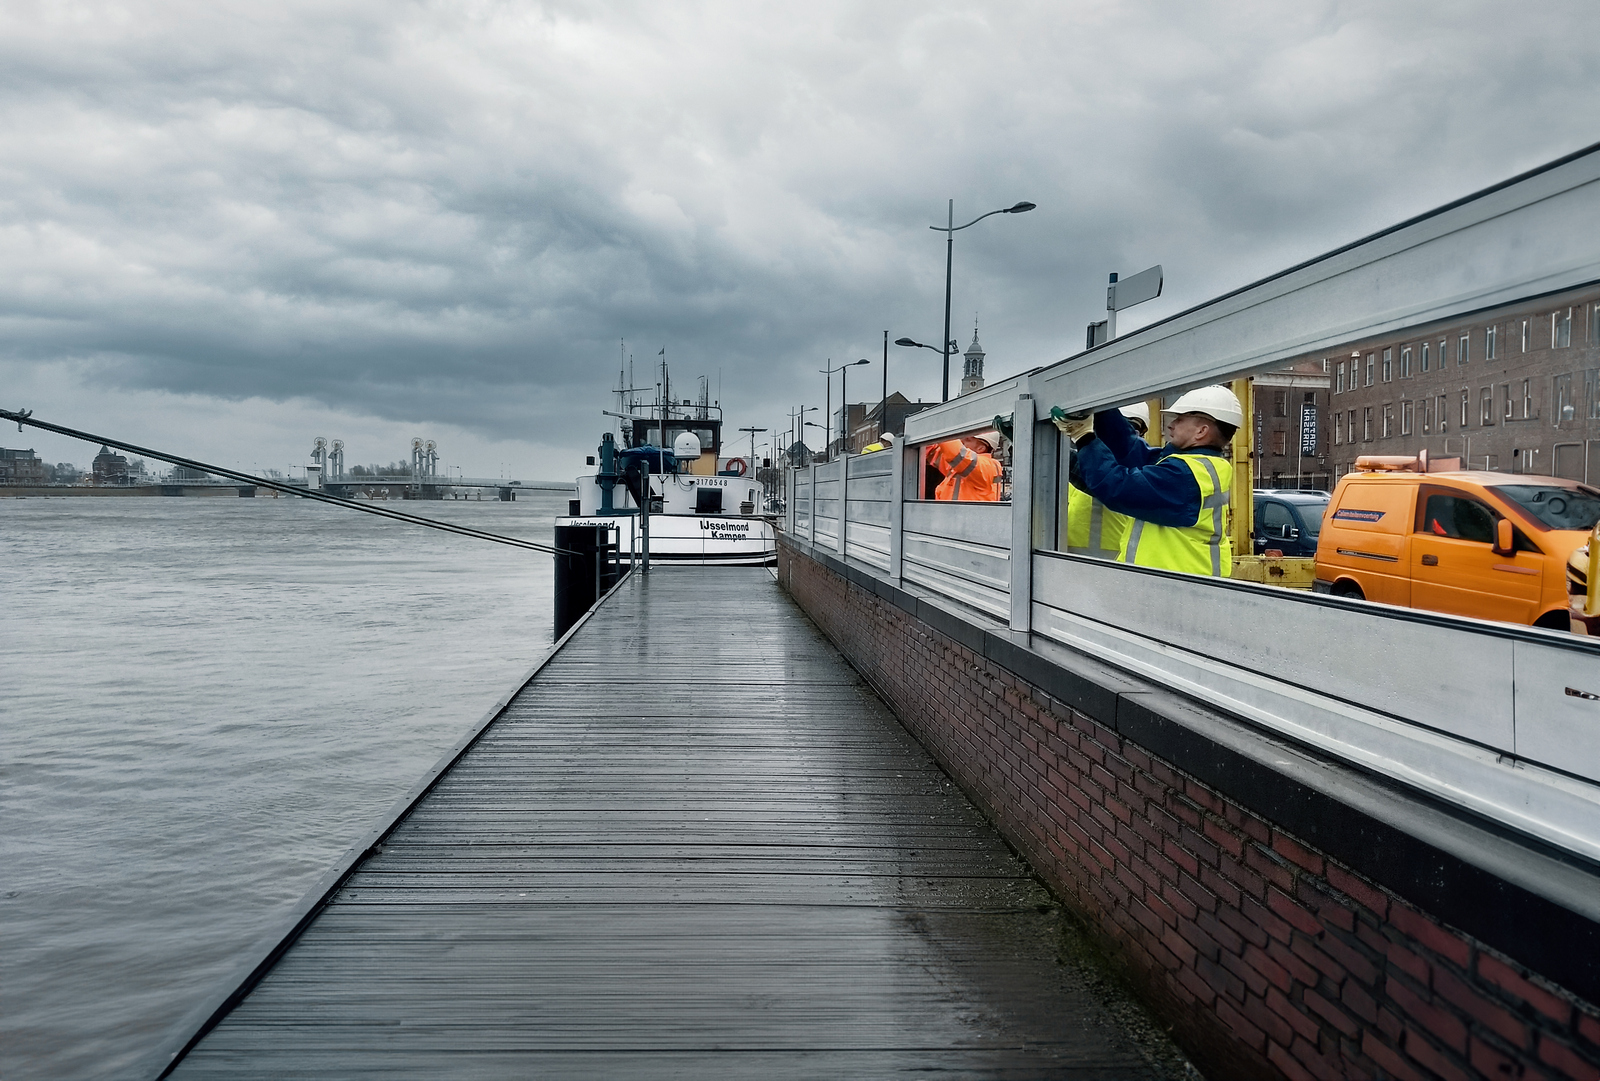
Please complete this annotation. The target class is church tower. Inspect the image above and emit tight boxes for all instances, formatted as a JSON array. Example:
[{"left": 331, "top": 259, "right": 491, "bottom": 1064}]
[{"left": 959, "top": 324, "right": 985, "bottom": 396}]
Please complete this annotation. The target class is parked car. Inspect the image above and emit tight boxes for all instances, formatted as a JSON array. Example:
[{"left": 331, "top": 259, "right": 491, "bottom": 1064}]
[
  {"left": 1313, "top": 461, "right": 1600, "bottom": 630},
  {"left": 1252, "top": 489, "right": 1329, "bottom": 558}
]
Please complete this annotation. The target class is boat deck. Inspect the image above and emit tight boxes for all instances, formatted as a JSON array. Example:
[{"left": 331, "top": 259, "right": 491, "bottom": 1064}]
[{"left": 167, "top": 568, "right": 1164, "bottom": 1079}]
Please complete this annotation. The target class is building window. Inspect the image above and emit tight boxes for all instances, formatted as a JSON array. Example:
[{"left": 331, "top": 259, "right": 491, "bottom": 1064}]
[
  {"left": 1400, "top": 345, "right": 1412, "bottom": 378},
  {"left": 1461, "top": 390, "right": 1470, "bottom": 428},
  {"left": 1554, "top": 308, "right": 1572, "bottom": 348},
  {"left": 1485, "top": 324, "right": 1497, "bottom": 360},
  {"left": 1591, "top": 305, "right": 1600, "bottom": 345},
  {"left": 1336, "top": 363, "right": 1345, "bottom": 394},
  {"left": 1587, "top": 369, "right": 1600, "bottom": 421},
  {"left": 1382, "top": 348, "right": 1393, "bottom": 382},
  {"left": 1334, "top": 416, "right": 1342, "bottom": 445},
  {"left": 1458, "top": 335, "right": 1469, "bottom": 365},
  {"left": 1421, "top": 341, "right": 1431, "bottom": 372},
  {"left": 1381, "top": 403, "right": 1393, "bottom": 438},
  {"left": 1521, "top": 320, "right": 1530, "bottom": 352},
  {"left": 1523, "top": 378, "right": 1532, "bottom": 419},
  {"left": 1271, "top": 429, "right": 1287, "bottom": 456},
  {"left": 1401, "top": 400, "right": 1413, "bottom": 435},
  {"left": 1365, "top": 353, "right": 1375, "bottom": 386},
  {"left": 1347, "top": 410, "right": 1355, "bottom": 444},
  {"left": 1273, "top": 390, "right": 1288, "bottom": 417},
  {"left": 1423, "top": 396, "right": 1434, "bottom": 433},
  {"left": 1556, "top": 373, "right": 1577, "bottom": 426},
  {"left": 1502, "top": 383, "right": 1513, "bottom": 420},
  {"left": 1480, "top": 387, "right": 1494, "bottom": 426},
  {"left": 1363, "top": 407, "right": 1373, "bottom": 441},
  {"left": 1438, "top": 394, "right": 1448, "bottom": 433}
]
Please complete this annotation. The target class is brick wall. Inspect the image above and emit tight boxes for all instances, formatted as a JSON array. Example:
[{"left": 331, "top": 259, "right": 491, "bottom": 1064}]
[{"left": 781, "top": 541, "right": 1600, "bottom": 1081}]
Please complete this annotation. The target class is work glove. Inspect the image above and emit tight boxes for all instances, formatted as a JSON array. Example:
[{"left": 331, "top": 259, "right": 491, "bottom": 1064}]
[{"left": 1048, "top": 406, "right": 1094, "bottom": 442}]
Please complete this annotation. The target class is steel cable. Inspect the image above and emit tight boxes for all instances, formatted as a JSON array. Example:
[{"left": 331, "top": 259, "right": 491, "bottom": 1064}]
[{"left": 1, "top": 408, "right": 572, "bottom": 555}]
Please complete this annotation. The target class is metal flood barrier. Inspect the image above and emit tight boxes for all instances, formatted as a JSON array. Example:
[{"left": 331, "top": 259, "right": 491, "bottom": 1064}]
[{"left": 786, "top": 142, "right": 1600, "bottom": 864}]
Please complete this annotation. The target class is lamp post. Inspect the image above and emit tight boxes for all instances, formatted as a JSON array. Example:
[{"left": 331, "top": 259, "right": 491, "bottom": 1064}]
[
  {"left": 819, "top": 359, "right": 869, "bottom": 459},
  {"left": 925, "top": 200, "right": 1035, "bottom": 401},
  {"left": 738, "top": 426, "right": 766, "bottom": 474},
  {"left": 789, "top": 406, "right": 816, "bottom": 464},
  {"left": 880, "top": 330, "right": 888, "bottom": 444}
]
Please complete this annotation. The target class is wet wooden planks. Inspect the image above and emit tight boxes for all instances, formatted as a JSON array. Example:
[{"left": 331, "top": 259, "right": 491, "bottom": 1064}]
[{"left": 171, "top": 568, "right": 1161, "bottom": 1079}]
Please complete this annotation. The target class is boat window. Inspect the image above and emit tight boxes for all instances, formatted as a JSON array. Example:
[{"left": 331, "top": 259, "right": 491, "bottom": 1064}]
[{"left": 1493, "top": 484, "right": 1600, "bottom": 531}]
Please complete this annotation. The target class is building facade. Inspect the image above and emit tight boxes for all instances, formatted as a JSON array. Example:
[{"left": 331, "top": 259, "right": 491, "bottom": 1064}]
[
  {"left": 1252, "top": 362, "right": 1333, "bottom": 490},
  {"left": 0, "top": 447, "right": 48, "bottom": 485},
  {"left": 1285, "top": 283, "right": 1600, "bottom": 482},
  {"left": 92, "top": 445, "right": 131, "bottom": 485},
  {"left": 848, "top": 392, "right": 937, "bottom": 453}
]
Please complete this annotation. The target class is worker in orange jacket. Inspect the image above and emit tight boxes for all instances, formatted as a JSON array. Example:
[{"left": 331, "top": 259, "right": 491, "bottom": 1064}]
[{"left": 927, "top": 434, "right": 1003, "bottom": 501}]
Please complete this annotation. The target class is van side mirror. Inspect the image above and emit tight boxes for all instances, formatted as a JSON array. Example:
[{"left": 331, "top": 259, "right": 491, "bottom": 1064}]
[{"left": 1493, "top": 518, "right": 1514, "bottom": 556}]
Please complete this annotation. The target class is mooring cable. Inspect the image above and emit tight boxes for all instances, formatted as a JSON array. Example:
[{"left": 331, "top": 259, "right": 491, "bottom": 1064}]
[{"left": 1, "top": 407, "right": 574, "bottom": 556}]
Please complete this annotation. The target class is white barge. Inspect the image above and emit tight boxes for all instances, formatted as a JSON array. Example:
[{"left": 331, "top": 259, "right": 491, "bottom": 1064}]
[{"left": 558, "top": 403, "right": 776, "bottom": 567}]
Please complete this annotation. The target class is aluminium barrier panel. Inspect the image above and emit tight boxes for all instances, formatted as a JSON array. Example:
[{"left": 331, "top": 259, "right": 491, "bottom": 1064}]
[
  {"left": 1030, "top": 551, "right": 1600, "bottom": 864},
  {"left": 900, "top": 500, "right": 1012, "bottom": 620},
  {"left": 904, "top": 375, "right": 1024, "bottom": 446},
  {"left": 791, "top": 469, "right": 811, "bottom": 536},
  {"left": 843, "top": 449, "right": 894, "bottom": 571},
  {"left": 812, "top": 458, "right": 843, "bottom": 548}
]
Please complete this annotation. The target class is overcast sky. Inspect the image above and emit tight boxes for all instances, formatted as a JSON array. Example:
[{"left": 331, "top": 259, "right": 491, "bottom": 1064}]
[{"left": 3, "top": 0, "right": 1598, "bottom": 480}]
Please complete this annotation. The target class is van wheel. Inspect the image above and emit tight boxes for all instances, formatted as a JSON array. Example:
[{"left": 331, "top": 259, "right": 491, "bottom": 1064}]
[
  {"left": 1331, "top": 581, "right": 1365, "bottom": 600},
  {"left": 1533, "top": 610, "right": 1571, "bottom": 632}
]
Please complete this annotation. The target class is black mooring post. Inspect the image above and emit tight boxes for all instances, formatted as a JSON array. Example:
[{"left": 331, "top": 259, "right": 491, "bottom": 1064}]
[{"left": 553, "top": 524, "right": 605, "bottom": 638}]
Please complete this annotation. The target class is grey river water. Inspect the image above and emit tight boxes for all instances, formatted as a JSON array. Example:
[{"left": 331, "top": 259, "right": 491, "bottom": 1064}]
[{"left": 2, "top": 492, "right": 567, "bottom": 1079}]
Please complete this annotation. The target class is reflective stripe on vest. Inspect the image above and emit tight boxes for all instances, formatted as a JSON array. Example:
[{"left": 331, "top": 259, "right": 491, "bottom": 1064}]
[
  {"left": 1120, "top": 453, "right": 1233, "bottom": 577},
  {"left": 949, "top": 447, "right": 981, "bottom": 500},
  {"left": 1066, "top": 482, "right": 1125, "bottom": 560}
]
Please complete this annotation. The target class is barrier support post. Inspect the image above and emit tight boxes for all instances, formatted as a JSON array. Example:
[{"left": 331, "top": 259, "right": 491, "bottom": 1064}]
[{"left": 1009, "top": 392, "right": 1036, "bottom": 632}]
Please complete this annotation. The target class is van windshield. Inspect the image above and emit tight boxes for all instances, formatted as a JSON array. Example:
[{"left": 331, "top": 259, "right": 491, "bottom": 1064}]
[{"left": 1494, "top": 485, "right": 1600, "bottom": 531}]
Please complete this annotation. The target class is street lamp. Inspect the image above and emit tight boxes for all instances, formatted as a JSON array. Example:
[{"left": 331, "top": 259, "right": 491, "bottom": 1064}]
[
  {"left": 789, "top": 405, "right": 817, "bottom": 464},
  {"left": 738, "top": 426, "right": 766, "bottom": 474},
  {"left": 927, "top": 200, "right": 1035, "bottom": 401},
  {"left": 819, "top": 358, "right": 869, "bottom": 460}
]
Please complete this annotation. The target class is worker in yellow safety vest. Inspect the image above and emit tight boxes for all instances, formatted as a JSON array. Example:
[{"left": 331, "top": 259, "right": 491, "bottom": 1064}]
[
  {"left": 1068, "top": 386, "right": 1242, "bottom": 577},
  {"left": 862, "top": 432, "right": 895, "bottom": 453},
  {"left": 927, "top": 433, "right": 1003, "bottom": 501},
  {"left": 1064, "top": 404, "right": 1150, "bottom": 560}
]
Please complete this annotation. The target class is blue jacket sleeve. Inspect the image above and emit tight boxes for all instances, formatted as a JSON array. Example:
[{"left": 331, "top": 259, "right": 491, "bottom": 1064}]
[
  {"left": 1075, "top": 439, "right": 1203, "bottom": 528},
  {"left": 1093, "top": 410, "right": 1158, "bottom": 467}
]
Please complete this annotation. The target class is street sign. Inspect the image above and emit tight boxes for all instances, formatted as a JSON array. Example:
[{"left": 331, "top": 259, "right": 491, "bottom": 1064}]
[
  {"left": 1108, "top": 264, "right": 1163, "bottom": 312},
  {"left": 1300, "top": 404, "right": 1318, "bottom": 456}
]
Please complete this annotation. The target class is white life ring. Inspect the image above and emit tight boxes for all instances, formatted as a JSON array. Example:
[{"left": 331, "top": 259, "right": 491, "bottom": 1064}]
[{"left": 725, "top": 457, "right": 749, "bottom": 476}]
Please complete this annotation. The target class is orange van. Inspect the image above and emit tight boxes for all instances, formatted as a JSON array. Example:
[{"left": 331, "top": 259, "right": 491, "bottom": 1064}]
[{"left": 1313, "top": 458, "right": 1600, "bottom": 630}]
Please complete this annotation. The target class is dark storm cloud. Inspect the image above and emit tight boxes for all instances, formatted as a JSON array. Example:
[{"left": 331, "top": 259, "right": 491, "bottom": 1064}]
[{"left": 3, "top": 0, "right": 1598, "bottom": 456}]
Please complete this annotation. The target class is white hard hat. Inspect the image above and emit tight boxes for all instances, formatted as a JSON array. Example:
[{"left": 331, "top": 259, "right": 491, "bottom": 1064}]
[
  {"left": 1163, "top": 386, "right": 1245, "bottom": 429},
  {"left": 881, "top": 432, "right": 895, "bottom": 446},
  {"left": 1118, "top": 403, "right": 1150, "bottom": 431}
]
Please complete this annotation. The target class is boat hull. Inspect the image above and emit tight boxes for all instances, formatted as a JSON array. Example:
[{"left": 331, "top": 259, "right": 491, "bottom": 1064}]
[{"left": 556, "top": 513, "right": 776, "bottom": 566}]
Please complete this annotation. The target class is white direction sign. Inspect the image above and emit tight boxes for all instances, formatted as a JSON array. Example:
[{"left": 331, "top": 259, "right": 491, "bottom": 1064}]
[{"left": 1108, "top": 264, "right": 1163, "bottom": 312}]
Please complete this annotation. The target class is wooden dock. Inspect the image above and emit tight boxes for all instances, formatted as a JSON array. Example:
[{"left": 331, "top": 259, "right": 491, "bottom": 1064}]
[{"left": 164, "top": 568, "right": 1165, "bottom": 1079}]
